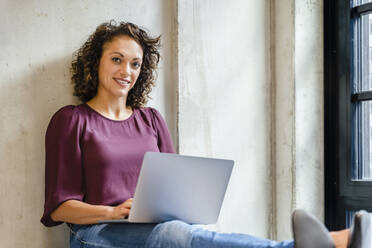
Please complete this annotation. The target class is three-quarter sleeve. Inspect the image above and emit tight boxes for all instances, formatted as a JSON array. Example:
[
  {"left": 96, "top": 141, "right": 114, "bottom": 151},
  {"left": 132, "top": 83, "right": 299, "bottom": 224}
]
[
  {"left": 41, "top": 106, "right": 85, "bottom": 227},
  {"left": 150, "top": 108, "right": 176, "bottom": 153}
]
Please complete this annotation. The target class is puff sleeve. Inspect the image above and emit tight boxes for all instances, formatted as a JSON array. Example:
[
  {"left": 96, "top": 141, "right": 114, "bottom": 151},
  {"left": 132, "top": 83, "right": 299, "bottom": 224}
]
[
  {"left": 40, "top": 106, "right": 85, "bottom": 227},
  {"left": 150, "top": 108, "right": 176, "bottom": 154}
]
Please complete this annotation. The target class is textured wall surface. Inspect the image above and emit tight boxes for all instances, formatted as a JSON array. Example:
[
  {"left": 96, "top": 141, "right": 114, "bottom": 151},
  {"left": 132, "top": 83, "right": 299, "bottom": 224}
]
[
  {"left": 275, "top": 0, "right": 324, "bottom": 240},
  {"left": 177, "top": 0, "right": 324, "bottom": 240},
  {"left": 178, "top": 0, "right": 273, "bottom": 237},
  {"left": 0, "top": 0, "right": 176, "bottom": 247},
  {"left": 294, "top": 0, "right": 324, "bottom": 225},
  {"left": 274, "top": 0, "right": 296, "bottom": 240}
]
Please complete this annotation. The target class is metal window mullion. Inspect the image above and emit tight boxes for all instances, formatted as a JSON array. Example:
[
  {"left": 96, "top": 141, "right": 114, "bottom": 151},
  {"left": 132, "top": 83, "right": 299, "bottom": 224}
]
[
  {"left": 358, "top": 17, "right": 362, "bottom": 93},
  {"left": 351, "top": 91, "right": 372, "bottom": 101},
  {"left": 358, "top": 15, "right": 363, "bottom": 180},
  {"left": 351, "top": 102, "right": 357, "bottom": 180},
  {"left": 353, "top": 15, "right": 363, "bottom": 180},
  {"left": 361, "top": 13, "right": 371, "bottom": 179},
  {"left": 351, "top": 2, "right": 372, "bottom": 17},
  {"left": 364, "top": 15, "right": 371, "bottom": 178},
  {"left": 358, "top": 103, "right": 363, "bottom": 179}
]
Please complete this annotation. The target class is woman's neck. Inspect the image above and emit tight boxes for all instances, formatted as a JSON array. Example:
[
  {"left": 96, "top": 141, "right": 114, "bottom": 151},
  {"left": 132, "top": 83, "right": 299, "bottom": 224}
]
[{"left": 86, "top": 95, "right": 133, "bottom": 121}]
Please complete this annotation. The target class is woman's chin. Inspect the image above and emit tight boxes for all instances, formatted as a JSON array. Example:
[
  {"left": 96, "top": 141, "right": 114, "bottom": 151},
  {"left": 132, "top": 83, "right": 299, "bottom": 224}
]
[{"left": 117, "top": 89, "right": 132, "bottom": 98}]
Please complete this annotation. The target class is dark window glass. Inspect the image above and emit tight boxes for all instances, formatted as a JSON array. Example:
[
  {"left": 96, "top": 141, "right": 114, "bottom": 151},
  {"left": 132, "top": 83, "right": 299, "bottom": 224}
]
[
  {"left": 352, "top": 0, "right": 372, "bottom": 8},
  {"left": 325, "top": 0, "right": 372, "bottom": 230}
]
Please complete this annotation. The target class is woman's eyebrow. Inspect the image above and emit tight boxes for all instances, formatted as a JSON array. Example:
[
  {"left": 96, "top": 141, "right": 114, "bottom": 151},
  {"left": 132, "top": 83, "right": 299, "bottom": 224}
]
[
  {"left": 110, "top": 51, "right": 142, "bottom": 60},
  {"left": 110, "top": 52, "right": 124, "bottom": 57}
]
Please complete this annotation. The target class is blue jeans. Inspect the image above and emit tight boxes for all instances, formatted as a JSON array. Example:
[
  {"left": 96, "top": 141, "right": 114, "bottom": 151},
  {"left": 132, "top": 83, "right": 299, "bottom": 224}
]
[{"left": 69, "top": 220, "right": 294, "bottom": 248}]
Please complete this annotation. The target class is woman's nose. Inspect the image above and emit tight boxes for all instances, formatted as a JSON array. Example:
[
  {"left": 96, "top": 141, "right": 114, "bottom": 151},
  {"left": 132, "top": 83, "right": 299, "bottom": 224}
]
[{"left": 119, "top": 63, "right": 131, "bottom": 76}]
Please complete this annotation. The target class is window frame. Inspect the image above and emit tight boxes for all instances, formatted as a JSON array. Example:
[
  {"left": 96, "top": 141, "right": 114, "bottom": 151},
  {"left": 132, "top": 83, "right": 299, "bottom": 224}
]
[{"left": 325, "top": 0, "right": 372, "bottom": 229}]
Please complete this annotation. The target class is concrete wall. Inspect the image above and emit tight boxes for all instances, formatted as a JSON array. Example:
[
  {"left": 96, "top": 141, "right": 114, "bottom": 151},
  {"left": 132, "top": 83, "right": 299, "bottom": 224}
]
[
  {"left": 0, "top": 0, "right": 323, "bottom": 246},
  {"left": 0, "top": 1, "right": 176, "bottom": 247},
  {"left": 178, "top": 0, "right": 324, "bottom": 240},
  {"left": 177, "top": 0, "right": 273, "bottom": 237},
  {"left": 274, "top": 0, "right": 324, "bottom": 240}
]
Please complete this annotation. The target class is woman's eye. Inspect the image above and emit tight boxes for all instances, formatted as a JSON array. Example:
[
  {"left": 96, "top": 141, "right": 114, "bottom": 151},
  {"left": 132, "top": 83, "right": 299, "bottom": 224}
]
[
  {"left": 112, "top": 57, "right": 121, "bottom": 63},
  {"left": 133, "top": 62, "right": 141, "bottom": 68}
]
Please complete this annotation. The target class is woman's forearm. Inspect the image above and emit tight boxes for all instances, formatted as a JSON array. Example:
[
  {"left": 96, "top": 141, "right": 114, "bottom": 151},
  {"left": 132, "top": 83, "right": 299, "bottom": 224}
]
[{"left": 50, "top": 200, "right": 114, "bottom": 225}]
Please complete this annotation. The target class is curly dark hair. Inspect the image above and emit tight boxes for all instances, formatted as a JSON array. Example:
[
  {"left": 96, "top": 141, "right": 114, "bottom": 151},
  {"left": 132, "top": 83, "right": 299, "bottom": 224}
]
[{"left": 71, "top": 20, "right": 161, "bottom": 108}]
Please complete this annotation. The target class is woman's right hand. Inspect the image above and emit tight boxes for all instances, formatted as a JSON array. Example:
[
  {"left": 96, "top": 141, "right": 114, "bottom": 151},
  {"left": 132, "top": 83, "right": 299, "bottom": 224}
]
[
  {"left": 50, "top": 199, "right": 134, "bottom": 224},
  {"left": 108, "top": 198, "right": 133, "bottom": 220}
]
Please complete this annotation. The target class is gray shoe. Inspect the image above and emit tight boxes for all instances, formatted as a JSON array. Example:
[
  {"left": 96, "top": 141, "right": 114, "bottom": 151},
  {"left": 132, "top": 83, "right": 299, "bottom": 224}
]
[
  {"left": 292, "top": 209, "right": 335, "bottom": 248},
  {"left": 348, "top": 210, "right": 371, "bottom": 248}
]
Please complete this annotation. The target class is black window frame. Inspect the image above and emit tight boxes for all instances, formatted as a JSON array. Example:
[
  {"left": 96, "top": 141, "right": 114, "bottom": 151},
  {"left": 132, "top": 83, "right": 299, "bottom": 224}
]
[{"left": 325, "top": 0, "right": 372, "bottom": 230}]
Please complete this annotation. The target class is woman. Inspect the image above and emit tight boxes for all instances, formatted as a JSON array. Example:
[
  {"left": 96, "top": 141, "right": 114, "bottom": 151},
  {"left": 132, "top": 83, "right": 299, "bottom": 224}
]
[{"left": 41, "top": 21, "right": 369, "bottom": 248}]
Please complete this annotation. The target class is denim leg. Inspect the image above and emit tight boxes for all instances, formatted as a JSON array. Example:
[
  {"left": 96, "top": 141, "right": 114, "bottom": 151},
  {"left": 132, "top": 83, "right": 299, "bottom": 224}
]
[
  {"left": 69, "top": 221, "right": 294, "bottom": 248},
  {"left": 145, "top": 220, "right": 294, "bottom": 248},
  {"left": 191, "top": 228, "right": 294, "bottom": 248},
  {"left": 69, "top": 223, "right": 156, "bottom": 248},
  {"left": 145, "top": 220, "right": 198, "bottom": 248}
]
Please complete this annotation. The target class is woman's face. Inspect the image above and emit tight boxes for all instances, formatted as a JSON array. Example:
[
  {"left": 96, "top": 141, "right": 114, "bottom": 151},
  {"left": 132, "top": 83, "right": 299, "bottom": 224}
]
[{"left": 97, "top": 35, "right": 143, "bottom": 100}]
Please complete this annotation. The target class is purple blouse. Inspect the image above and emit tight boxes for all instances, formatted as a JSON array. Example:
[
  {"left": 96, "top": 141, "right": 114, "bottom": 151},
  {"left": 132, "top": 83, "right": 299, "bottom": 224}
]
[{"left": 41, "top": 103, "right": 175, "bottom": 227}]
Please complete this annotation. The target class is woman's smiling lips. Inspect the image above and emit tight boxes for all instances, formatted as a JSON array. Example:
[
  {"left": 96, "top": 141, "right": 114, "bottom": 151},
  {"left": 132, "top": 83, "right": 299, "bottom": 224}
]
[{"left": 114, "top": 78, "right": 131, "bottom": 87}]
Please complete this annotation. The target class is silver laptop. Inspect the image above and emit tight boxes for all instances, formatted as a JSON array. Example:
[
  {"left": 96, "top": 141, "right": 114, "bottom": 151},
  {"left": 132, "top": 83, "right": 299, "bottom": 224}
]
[{"left": 99, "top": 152, "right": 234, "bottom": 224}]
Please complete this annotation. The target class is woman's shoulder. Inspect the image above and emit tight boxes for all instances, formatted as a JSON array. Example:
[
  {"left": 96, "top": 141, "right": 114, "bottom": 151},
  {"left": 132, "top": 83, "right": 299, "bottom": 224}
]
[
  {"left": 135, "top": 106, "right": 163, "bottom": 128},
  {"left": 49, "top": 104, "right": 87, "bottom": 123},
  {"left": 46, "top": 104, "right": 87, "bottom": 135},
  {"left": 136, "top": 106, "right": 159, "bottom": 115},
  {"left": 136, "top": 106, "right": 165, "bottom": 120}
]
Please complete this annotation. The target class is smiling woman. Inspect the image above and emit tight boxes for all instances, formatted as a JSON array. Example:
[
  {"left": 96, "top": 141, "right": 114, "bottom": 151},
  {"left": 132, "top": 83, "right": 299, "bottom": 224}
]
[
  {"left": 88, "top": 35, "right": 144, "bottom": 120},
  {"left": 71, "top": 21, "right": 160, "bottom": 108},
  {"left": 40, "top": 20, "right": 369, "bottom": 248},
  {"left": 97, "top": 35, "right": 143, "bottom": 99}
]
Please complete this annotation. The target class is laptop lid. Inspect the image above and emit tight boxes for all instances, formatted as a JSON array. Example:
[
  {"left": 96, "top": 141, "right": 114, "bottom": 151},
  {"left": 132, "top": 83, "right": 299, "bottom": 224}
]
[{"left": 126, "top": 152, "right": 234, "bottom": 224}]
